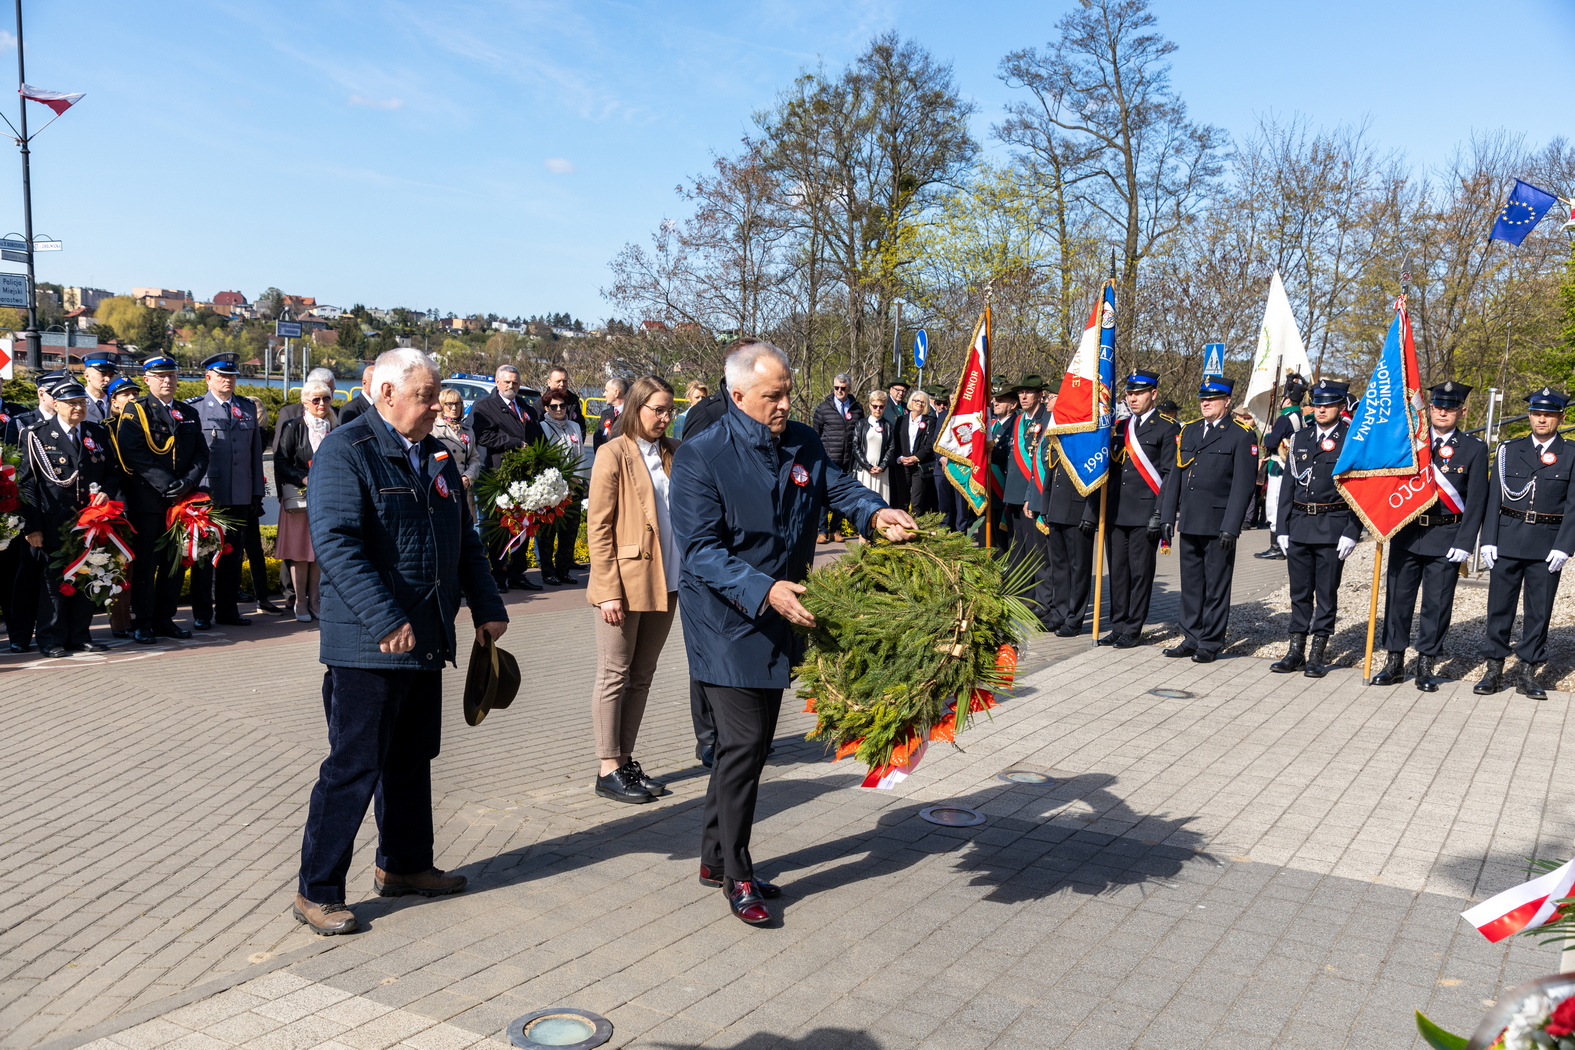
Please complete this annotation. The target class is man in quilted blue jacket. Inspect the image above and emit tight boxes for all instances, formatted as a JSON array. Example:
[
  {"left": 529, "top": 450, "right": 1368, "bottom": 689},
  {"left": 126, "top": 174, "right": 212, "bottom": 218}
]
[{"left": 293, "top": 348, "right": 509, "bottom": 935}]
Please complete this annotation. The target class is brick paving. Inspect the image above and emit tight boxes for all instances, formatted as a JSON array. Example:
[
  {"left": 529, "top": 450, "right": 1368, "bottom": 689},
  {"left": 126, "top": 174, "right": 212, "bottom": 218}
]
[{"left": 2, "top": 537, "right": 1566, "bottom": 1049}]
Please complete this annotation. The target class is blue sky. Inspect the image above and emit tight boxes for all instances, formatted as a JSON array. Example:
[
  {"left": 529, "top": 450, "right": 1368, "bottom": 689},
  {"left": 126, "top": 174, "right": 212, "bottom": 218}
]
[{"left": 10, "top": 0, "right": 1573, "bottom": 323}]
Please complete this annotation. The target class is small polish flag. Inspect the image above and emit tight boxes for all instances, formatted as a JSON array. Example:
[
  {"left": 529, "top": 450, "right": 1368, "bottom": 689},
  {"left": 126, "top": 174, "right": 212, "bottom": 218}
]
[
  {"left": 860, "top": 740, "right": 927, "bottom": 790},
  {"left": 1462, "top": 858, "right": 1575, "bottom": 942},
  {"left": 19, "top": 84, "right": 84, "bottom": 115}
]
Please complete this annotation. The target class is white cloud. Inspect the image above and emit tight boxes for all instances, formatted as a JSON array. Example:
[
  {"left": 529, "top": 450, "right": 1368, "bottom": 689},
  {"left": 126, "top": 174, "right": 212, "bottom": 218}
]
[
  {"left": 544, "top": 157, "right": 575, "bottom": 174},
  {"left": 348, "top": 95, "right": 404, "bottom": 110}
]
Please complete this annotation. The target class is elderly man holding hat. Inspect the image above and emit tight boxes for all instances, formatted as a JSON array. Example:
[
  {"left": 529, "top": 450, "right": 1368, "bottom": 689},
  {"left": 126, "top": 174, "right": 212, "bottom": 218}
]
[
  {"left": 82, "top": 355, "right": 120, "bottom": 423},
  {"left": 187, "top": 352, "right": 265, "bottom": 629},
  {"left": 1271, "top": 378, "right": 1362, "bottom": 678},
  {"left": 1475, "top": 387, "right": 1575, "bottom": 698},
  {"left": 113, "top": 355, "right": 209, "bottom": 643},
  {"left": 1158, "top": 375, "right": 1257, "bottom": 662}
]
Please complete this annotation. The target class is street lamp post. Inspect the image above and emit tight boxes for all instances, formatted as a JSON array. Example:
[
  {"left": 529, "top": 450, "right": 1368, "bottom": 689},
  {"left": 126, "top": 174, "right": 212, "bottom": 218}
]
[{"left": 14, "top": 0, "right": 38, "bottom": 369}]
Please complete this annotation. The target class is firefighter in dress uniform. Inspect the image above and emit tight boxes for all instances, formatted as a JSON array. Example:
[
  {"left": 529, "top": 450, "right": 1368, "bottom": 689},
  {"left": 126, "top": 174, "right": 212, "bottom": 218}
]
[
  {"left": 1039, "top": 419, "right": 1091, "bottom": 637},
  {"left": 1271, "top": 379, "right": 1362, "bottom": 679},
  {"left": 112, "top": 355, "right": 209, "bottom": 644},
  {"left": 1475, "top": 387, "right": 1575, "bottom": 699},
  {"left": 1254, "top": 374, "right": 1309, "bottom": 560},
  {"left": 1094, "top": 370, "right": 1181, "bottom": 648},
  {"left": 1158, "top": 376, "right": 1257, "bottom": 662},
  {"left": 1370, "top": 381, "right": 1487, "bottom": 692},
  {"left": 17, "top": 380, "right": 121, "bottom": 656},
  {"left": 187, "top": 352, "right": 264, "bottom": 630}
]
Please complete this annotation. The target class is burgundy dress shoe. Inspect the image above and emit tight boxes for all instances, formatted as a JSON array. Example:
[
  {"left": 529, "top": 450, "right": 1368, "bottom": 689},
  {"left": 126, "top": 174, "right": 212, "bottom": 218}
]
[
  {"left": 699, "top": 864, "right": 780, "bottom": 897},
  {"left": 724, "top": 879, "right": 772, "bottom": 925}
]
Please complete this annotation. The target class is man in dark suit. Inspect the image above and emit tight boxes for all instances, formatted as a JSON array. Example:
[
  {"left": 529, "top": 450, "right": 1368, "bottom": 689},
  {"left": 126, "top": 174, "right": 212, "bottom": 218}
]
[
  {"left": 293, "top": 347, "right": 508, "bottom": 935},
  {"left": 16, "top": 380, "right": 120, "bottom": 656},
  {"left": 470, "top": 364, "right": 545, "bottom": 592},
  {"left": 881, "top": 380, "right": 909, "bottom": 426},
  {"left": 335, "top": 363, "right": 376, "bottom": 426},
  {"left": 591, "top": 376, "right": 626, "bottom": 451},
  {"left": 1158, "top": 376, "right": 1257, "bottom": 663},
  {"left": 1371, "top": 381, "right": 1488, "bottom": 691},
  {"left": 535, "top": 367, "right": 587, "bottom": 428},
  {"left": 1475, "top": 387, "right": 1575, "bottom": 698},
  {"left": 1270, "top": 379, "right": 1361, "bottom": 678},
  {"left": 188, "top": 352, "right": 265, "bottom": 630},
  {"left": 1095, "top": 370, "right": 1181, "bottom": 647},
  {"left": 112, "top": 356, "right": 209, "bottom": 644}
]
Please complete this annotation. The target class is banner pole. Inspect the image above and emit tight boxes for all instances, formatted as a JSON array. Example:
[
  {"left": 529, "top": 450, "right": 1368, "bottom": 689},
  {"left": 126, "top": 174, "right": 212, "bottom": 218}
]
[
  {"left": 1090, "top": 482, "right": 1108, "bottom": 645},
  {"left": 1362, "top": 541, "right": 1384, "bottom": 684},
  {"left": 983, "top": 297, "right": 993, "bottom": 553}
]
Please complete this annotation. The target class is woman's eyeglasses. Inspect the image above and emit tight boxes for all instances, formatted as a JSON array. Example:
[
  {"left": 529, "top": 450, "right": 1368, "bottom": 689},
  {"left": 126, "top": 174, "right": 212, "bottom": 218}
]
[
  {"left": 642, "top": 404, "right": 676, "bottom": 418},
  {"left": 306, "top": 397, "right": 330, "bottom": 404}
]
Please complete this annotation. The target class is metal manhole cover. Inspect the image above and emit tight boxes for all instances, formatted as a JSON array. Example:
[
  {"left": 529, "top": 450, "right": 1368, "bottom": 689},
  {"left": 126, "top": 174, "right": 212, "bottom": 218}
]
[
  {"left": 919, "top": 805, "right": 986, "bottom": 827},
  {"left": 997, "top": 769, "right": 1054, "bottom": 785},
  {"left": 1149, "top": 687, "right": 1195, "bottom": 699}
]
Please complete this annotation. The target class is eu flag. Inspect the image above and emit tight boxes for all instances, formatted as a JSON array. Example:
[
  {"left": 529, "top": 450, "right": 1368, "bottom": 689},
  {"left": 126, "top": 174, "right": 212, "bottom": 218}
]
[{"left": 1490, "top": 179, "right": 1559, "bottom": 246}]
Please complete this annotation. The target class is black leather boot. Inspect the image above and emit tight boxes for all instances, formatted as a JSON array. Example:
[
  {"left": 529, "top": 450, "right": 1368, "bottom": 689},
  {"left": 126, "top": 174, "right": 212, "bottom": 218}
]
[
  {"left": 1303, "top": 635, "right": 1331, "bottom": 679},
  {"left": 1474, "top": 658, "right": 1504, "bottom": 695},
  {"left": 1515, "top": 661, "right": 1548, "bottom": 700},
  {"left": 1369, "top": 650, "right": 1405, "bottom": 686},
  {"left": 1414, "top": 654, "right": 1438, "bottom": 693},
  {"left": 1270, "top": 633, "right": 1306, "bottom": 674}
]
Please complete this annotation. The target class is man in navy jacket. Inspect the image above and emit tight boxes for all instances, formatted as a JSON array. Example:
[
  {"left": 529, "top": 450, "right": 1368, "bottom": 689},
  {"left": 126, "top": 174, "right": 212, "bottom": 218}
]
[
  {"left": 294, "top": 348, "right": 508, "bottom": 936},
  {"left": 671, "top": 341, "right": 916, "bottom": 926}
]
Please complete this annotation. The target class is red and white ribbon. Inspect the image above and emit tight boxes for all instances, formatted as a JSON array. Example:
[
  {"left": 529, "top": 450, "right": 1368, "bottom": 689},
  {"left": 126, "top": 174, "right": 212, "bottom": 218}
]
[{"left": 1125, "top": 418, "right": 1162, "bottom": 495}]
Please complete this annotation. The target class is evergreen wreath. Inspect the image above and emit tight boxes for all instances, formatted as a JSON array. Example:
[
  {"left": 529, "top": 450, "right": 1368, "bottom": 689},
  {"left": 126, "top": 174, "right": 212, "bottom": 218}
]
[{"left": 796, "top": 514, "right": 1039, "bottom": 775}]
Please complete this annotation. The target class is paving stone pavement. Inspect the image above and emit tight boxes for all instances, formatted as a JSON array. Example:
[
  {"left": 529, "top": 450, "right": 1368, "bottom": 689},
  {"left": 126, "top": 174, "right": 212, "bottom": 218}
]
[{"left": 3, "top": 538, "right": 1567, "bottom": 1050}]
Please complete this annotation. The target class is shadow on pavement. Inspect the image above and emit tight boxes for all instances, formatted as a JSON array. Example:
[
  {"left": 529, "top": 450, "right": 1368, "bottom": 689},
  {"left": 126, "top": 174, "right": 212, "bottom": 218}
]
[{"left": 644, "top": 1029, "right": 880, "bottom": 1050}]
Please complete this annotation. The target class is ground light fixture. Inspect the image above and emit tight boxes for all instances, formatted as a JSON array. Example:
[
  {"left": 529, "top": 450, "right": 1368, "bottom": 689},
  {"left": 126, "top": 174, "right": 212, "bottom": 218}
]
[
  {"left": 506, "top": 1008, "right": 612, "bottom": 1049},
  {"left": 918, "top": 805, "right": 986, "bottom": 827},
  {"left": 997, "top": 769, "right": 1054, "bottom": 785},
  {"left": 1149, "top": 687, "right": 1195, "bottom": 699}
]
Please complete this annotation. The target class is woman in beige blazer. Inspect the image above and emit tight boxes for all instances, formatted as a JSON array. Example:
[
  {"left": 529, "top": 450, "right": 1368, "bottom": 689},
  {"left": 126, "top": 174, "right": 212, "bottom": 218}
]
[{"left": 586, "top": 375, "right": 681, "bottom": 804}]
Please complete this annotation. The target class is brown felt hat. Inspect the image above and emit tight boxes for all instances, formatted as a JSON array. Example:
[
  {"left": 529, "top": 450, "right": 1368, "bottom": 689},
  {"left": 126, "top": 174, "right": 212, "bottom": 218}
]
[{"left": 463, "top": 634, "right": 520, "bottom": 726}]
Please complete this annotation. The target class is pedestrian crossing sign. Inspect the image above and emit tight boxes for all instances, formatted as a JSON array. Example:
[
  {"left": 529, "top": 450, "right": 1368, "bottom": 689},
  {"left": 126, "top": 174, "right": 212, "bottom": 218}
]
[{"left": 1203, "top": 343, "right": 1225, "bottom": 378}]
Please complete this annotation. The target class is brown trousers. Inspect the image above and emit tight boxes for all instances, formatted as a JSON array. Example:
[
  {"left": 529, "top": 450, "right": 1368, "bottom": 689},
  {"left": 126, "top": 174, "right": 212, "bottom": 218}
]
[{"left": 590, "top": 599, "right": 677, "bottom": 759}]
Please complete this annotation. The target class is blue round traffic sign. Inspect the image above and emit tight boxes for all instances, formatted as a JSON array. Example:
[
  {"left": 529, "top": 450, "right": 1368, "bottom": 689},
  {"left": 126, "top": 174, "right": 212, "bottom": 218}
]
[{"left": 913, "top": 329, "right": 928, "bottom": 369}]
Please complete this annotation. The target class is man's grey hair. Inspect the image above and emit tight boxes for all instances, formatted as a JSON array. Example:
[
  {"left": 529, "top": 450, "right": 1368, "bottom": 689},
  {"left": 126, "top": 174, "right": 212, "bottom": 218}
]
[
  {"left": 724, "top": 341, "right": 791, "bottom": 394},
  {"left": 372, "top": 347, "right": 439, "bottom": 397},
  {"left": 302, "top": 378, "right": 333, "bottom": 401},
  {"left": 833, "top": 373, "right": 851, "bottom": 388},
  {"left": 307, "top": 367, "right": 336, "bottom": 386},
  {"left": 495, "top": 364, "right": 520, "bottom": 378},
  {"left": 605, "top": 376, "right": 628, "bottom": 397}
]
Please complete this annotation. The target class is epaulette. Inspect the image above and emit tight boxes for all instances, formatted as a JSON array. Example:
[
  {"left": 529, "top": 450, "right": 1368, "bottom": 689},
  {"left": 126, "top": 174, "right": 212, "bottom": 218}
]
[
  {"left": 1235, "top": 418, "right": 1254, "bottom": 432},
  {"left": 1159, "top": 413, "right": 1178, "bottom": 424},
  {"left": 185, "top": 395, "right": 204, "bottom": 404}
]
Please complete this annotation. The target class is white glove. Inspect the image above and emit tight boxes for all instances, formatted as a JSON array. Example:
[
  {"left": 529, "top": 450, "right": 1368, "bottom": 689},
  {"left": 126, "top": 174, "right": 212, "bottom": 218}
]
[
  {"left": 1480, "top": 544, "right": 1497, "bottom": 570},
  {"left": 1446, "top": 548, "right": 1471, "bottom": 563},
  {"left": 1548, "top": 550, "right": 1570, "bottom": 574},
  {"left": 1277, "top": 534, "right": 1290, "bottom": 554},
  {"left": 1337, "top": 535, "right": 1357, "bottom": 560}
]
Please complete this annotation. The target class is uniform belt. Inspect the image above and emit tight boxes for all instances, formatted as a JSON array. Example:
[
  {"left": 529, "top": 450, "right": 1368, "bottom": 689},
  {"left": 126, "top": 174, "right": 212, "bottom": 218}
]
[
  {"left": 1293, "top": 500, "right": 1346, "bottom": 515},
  {"left": 1500, "top": 507, "right": 1564, "bottom": 525},
  {"left": 1417, "top": 512, "right": 1461, "bottom": 527}
]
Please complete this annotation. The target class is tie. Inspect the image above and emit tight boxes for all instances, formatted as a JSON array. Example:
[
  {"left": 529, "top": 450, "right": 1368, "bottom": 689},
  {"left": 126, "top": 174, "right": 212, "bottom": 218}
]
[{"left": 509, "top": 399, "right": 523, "bottom": 422}]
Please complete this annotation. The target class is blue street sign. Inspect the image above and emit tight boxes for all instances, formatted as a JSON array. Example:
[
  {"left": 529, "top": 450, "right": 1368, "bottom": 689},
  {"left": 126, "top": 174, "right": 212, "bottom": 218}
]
[
  {"left": 275, "top": 321, "right": 303, "bottom": 338},
  {"left": 1203, "top": 343, "right": 1225, "bottom": 377},
  {"left": 913, "top": 328, "right": 928, "bottom": 369}
]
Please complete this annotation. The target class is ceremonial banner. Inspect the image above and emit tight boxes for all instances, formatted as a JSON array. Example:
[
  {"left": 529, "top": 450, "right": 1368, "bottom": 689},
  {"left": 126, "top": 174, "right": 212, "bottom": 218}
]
[
  {"left": 936, "top": 307, "right": 991, "bottom": 514},
  {"left": 1332, "top": 297, "right": 1433, "bottom": 540},
  {"left": 1050, "top": 280, "right": 1115, "bottom": 495},
  {"left": 1242, "top": 270, "right": 1312, "bottom": 426},
  {"left": 1462, "top": 858, "right": 1575, "bottom": 943}
]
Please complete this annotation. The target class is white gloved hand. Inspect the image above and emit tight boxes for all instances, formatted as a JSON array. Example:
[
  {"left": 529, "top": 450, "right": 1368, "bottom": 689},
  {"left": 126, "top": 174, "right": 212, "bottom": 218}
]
[
  {"left": 1480, "top": 544, "right": 1498, "bottom": 570},
  {"left": 1446, "top": 548, "right": 1471, "bottom": 563},
  {"left": 1336, "top": 535, "right": 1357, "bottom": 560},
  {"left": 1277, "top": 534, "right": 1290, "bottom": 554},
  {"left": 1548, "top": 549, "right": 1570, "bottom": 574}
]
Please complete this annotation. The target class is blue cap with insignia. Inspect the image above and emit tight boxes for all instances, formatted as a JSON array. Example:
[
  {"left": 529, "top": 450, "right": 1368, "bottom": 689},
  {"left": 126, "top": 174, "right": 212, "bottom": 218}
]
[
  {"left": 1126, "top": 369, "right": 1159, "bottom": 391},
  {"left": 34, "top": 368, "right": 69, "bottom": 393},
  {"left": 83, "top": 356, "right": 119, "bottom": 374},
  {"left": 201, "top": 352, "right": 240, "bottom": 375},
  {"left": 1526, "top": 387, "right": 1569, "bottom": 412},
  {"left": 141, "top": 355, "right": 178, "bottom": 374},
  {"left": 1198, "top": 376, "right": 1234, "bottom": 399},
  {"left": 51, "top": 380, "right": 88, "bottom": 401},
  {"left": 1309, "top": 379, "right": 1349, "bottom": 406},
  {"left": 1429, "top": 381, "right": 1471, "bottom": 408},
  {"left": 107, "top": 376, "right": 141, "bottom": 398}
]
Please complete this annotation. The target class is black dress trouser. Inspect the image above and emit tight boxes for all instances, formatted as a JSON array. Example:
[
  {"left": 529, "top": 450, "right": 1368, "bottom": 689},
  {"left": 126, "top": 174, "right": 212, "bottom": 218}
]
[
  {"left": 191, "top": 502, "right": 250, "bottom": 622},
  {"left": 1381, "top": 548, "right": 1460, "bottom": 656},
  {"left": 35, "top": 544, "right": 93, "bottom": 649},
  {"left": 1177, "top": 531, "right": 1235, "bottom": 653},
  {"left": 1483, "top": 556, "right": 1561, "bottom": 665},
  {"left": 689, "top": 677, "right": 715, "bottom": 750},
  {"left": 129, "top": 509, "right": 185, "bottom": 629},
  {"left": 1046, "top": 523, "right": 1092, "bottom": 631},
  {"left": 1004, "top": 509, "right": 1053, "bottom": 627},
  {"left": 1286, "top": 541, "right": 1343, "bottom": 636},
  {"left": 1107, "top": 523, "right": 1160, "bottom": 638},
  {"left": 699, "top": 682, "right": 783, "bottom": 882},
  {"left": 2, "top": 541, "right": 39, "bottom": 646}
]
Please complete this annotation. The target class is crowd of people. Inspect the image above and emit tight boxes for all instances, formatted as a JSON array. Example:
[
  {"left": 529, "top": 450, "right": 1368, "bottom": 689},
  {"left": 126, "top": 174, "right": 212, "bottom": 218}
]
[{"left": 4, "top": 337, "right": 1571, "bottom": 933}]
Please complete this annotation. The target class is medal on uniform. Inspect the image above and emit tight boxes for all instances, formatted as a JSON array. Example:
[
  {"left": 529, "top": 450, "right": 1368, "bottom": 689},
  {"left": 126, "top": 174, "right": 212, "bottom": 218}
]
[
  {"left": 83, "top": 435, "right": 97, "bottom": 452},
  {"left": 169, "top": 407, "right": 183, "bottom": 420},
  {"left": 231, "top": 403, "right": 243, "bottom": 421},
  {"left": 434, "top": 474, "right": 450, "bottom": 498},
  {"left": 790, "top": 463, "right": 809, "bottom": 487},
  {"left": 1320, "top": 438, "right": 1335, "bottom": 452},
  {"left": 1543, "top": 451, "right": 1558, "bottom": 465},
  {"left": 1439, "top": 445, "right": 1453, "bottom": 459}
]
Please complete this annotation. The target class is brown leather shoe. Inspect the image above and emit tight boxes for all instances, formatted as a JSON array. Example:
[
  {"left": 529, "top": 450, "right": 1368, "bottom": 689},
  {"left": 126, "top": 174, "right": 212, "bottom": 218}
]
[
  {"left": 292, "top": 894, "right": 358, "bottom": 935},
  {"left": 373, "top": 866, "right": 467, "bottom": 898}
]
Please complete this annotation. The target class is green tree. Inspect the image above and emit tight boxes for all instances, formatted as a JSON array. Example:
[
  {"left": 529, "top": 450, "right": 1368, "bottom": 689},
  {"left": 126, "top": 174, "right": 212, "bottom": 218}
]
[{"left": 334, "top": 313, "right": 368, "bottom": 355}]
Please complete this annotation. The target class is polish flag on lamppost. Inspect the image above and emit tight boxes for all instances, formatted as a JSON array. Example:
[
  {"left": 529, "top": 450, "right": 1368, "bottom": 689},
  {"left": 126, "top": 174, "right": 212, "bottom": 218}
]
[{"left": 18, "top": 84, "right": 83, "bottom": 115}]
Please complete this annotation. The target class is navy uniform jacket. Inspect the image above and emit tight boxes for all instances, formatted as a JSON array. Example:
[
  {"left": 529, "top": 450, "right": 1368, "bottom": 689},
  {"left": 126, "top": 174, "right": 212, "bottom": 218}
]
[
  {"left": 1277, "top": 421, "right": 1361, "bottom": 544},
  {"left": 1160, "top": 417, "right": 1257, "bottom": 536},
  {"left": 1003, "top": 407, "right": 1050, "bottom": 506},
  {"left": 112, "top": 396, "right": 210, "bottom": 516},
  {"left": 1040, "top": 443, "right": 1089, "bottom": 526},
  {"left": 17, "top": 418, "right": 120, "bottom": 540},
  {"left": 671, "top": 404, "right": 888, "bottom": 690},
  {"left": 1481, "top": 434, "right": 1575, "bottom": 560},
  {"left": 1390, "top": 430, "right": 1488, "bottom": 557},
  {"left": 0, "top": 399, "right": 31, "bottom": 444},
  {"left": 1099, "top": 410, "right": 1181, "bottom": 528},
  {"left": 308, "top": 411, "right": 506, "bottom": 670},
  {"left": 189, "top": 392, "right": 265, "bottom": 506}
]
